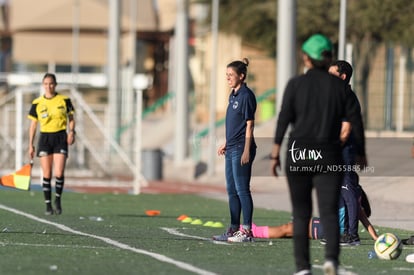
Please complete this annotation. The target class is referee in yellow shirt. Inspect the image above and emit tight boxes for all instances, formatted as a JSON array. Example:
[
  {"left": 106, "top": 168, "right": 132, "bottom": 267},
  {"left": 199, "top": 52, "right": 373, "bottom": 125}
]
[{"left": 28, "top": 73, "right": 76, "bottom": 215}]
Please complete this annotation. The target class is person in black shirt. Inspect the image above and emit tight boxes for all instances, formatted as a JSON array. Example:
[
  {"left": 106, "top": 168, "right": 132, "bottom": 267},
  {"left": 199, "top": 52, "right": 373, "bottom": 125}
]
[
  {"left": 270, "top": 34, "right": 366, "bottom": 275},
  {"left": 329, "top": 60, "right": 365, "bottom": 246}
]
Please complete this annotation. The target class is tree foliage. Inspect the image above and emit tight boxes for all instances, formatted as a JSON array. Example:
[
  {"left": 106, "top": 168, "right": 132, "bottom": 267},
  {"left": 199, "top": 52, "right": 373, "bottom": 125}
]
[
  {"left": 296, "top": 0, "right": 340, "bottom": 43},
  {"left": 348, "top": 0, "right": 414, "bottom": 46},
  {"left": 216, "top": 0, "right": 277, "bottom": 55},
  {"left": 208, "top": 0, "right": 414, "bottom": 55},
  {"left": 203, "top": 0, "right": 414, "bottom": 123}
]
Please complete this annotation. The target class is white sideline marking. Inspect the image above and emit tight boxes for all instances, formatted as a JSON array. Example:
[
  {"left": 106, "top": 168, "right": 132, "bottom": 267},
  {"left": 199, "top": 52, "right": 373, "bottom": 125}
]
[
  {"left": 160, "top": 227, "right": 230, "bottom": 245},
  {"left": 313, "top": 264, "right": 357, "bottom": 275},
  {"left": 0, "top": 204, "right": 217, "bottom": 275},
  {"left": 393, "top": 267, "right": 414, "bottom": 271},
  {"left": 0, "top": 241, "right": 110, "bottom": 250}
]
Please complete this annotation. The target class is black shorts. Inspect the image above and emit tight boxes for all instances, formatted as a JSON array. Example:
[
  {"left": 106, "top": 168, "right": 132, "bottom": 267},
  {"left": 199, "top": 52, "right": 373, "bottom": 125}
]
[{"left": 37, "top": 130, "right": 68, "bottom": 157}]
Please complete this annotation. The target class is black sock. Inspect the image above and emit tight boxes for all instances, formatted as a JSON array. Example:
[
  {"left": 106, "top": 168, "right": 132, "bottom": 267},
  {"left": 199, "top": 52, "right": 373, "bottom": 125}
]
[
  {"left": 55, "top": 176, "right": 64, "bottom": 201},
  {"left": 42, "top": 177, "right": 52, "bottom": 207}
]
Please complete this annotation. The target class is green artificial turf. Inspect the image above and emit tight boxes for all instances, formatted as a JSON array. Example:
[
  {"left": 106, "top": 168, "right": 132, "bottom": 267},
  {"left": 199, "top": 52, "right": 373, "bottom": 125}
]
[{"left": 0, "top": 189, "right": 414, "bottom": 275}]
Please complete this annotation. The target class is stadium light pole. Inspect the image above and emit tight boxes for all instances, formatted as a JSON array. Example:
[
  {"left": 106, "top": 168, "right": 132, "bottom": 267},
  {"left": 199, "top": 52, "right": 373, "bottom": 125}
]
[
  {"left": 276, "top": 0, "right": 296, "bottom": 174},
  {"left": 130, "top": 0, "right": 143, "bottom": 194},
  {"left": 108, "top": 0, "right": 121, "bottom": 144},
  {"left": 338, "top": 0, "right": 347, "bottom": 60},
  {"left": 15, "top": 88, "right": 23, "bottom": 169},
  {"left": 276, "top": 0, "right": 296, "bottom": 115},
  {"left": 207, "top": 0, "right": 219, "bottom": 176},
  {"left": 72, "top": 0, "right": 86, "bottom": 168},
  {"left": 396, "top": 49, "right": 406, "bottom": 132},
  {"left": 133, "top": 88, "right": 143, "bottom": 194},
  {"left": 127, "top": 0, "right": 137, "bottom": 159},
  {"left": 174, "top": 0, "right": 190, "bottom": 164},
  {"left": 72, "top": 0, "right": 80, "bottom": 85}
]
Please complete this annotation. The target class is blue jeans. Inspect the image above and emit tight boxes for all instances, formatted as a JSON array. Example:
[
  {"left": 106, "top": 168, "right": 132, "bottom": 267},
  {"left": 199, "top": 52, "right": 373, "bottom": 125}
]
[{"left": 225, "top": 145, "right": 256, "bottom": 230}]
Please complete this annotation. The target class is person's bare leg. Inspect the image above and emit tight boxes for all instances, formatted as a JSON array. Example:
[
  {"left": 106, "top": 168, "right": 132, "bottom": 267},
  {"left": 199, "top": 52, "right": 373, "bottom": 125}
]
[{"left": 267, "top": 222, "right": 293, "bottom": 238}]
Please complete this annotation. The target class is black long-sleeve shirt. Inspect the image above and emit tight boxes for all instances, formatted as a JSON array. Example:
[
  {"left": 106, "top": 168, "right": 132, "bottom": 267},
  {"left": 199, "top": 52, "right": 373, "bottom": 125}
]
[
  {"left": 343, "top": 84, "right": 365, "bottom": 155},
  {"left": 274, "top": 68, "right": 366, "bottom": 156}
]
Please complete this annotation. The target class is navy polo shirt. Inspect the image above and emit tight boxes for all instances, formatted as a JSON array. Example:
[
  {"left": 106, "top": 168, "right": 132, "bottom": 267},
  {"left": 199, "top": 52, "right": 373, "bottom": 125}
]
[{"left": 225, "top": 83, "right": 257, "bottom": 149}]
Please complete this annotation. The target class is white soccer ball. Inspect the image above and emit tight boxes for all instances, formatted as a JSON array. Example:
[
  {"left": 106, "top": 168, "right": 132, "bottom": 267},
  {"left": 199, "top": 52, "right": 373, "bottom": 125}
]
[{"left": 374, "top": 233, "right": 403, "bottom": 260}]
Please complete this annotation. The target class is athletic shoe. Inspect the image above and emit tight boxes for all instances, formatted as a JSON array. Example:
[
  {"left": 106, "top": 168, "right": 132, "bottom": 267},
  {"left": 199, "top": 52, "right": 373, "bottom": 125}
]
[
  {"left": 227, "top": 229, "right": 254, "bottom": 243},
  {"left": 45, "top": 205, "right": 54, "bottom": 215},
  {"left": 55, "top": 199, "right": 62, "bottom": 215},
  {"left": 406, "top": 253, "right": 414, "bottom": 263},
  {"left": 319, "top": 238, "right": 327, "bottom": 245},
  {"left": 340, "top": 233, "right": 360, "bottom": 246},
  {"left": 293, "top": 270, "right": 312, "bottom": 275},
  {"left": 323, "top": 260, "right": 337, "bottom": 275},
  {"left": 212, "top": 228, "right": 236, "bottom": 241},
  {"left": 402, "top": 235, "right": 414, "bottom": 245}
]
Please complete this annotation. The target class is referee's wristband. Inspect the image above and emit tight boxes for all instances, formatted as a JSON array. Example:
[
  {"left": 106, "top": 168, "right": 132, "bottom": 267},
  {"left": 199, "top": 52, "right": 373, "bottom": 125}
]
[{"left": 69, "top": 129, "right": 76, "bottom": 134}]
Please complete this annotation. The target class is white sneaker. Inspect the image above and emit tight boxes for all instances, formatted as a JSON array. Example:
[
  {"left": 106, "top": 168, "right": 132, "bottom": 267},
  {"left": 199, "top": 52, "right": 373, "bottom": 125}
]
[
  {"left": 293, "top": 270, "right": 311, "bottom": 275},
  {"left": 227, "top": 230, "right": 253, "bottom": 242},
  {"left": 323, "top": 261, "right": 337, "bottom": 275},
  {"left": 406, "top": 253, "right": 414, "bottom": 263}
]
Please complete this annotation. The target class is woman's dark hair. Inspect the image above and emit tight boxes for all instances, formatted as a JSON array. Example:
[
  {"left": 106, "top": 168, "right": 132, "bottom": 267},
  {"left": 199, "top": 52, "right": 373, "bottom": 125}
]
[
  {"left": 43, "top": 73, "right": 57, "bottom": 84},
  {"left": 227, "top": 58, "right": 249, "bottom": 81}
]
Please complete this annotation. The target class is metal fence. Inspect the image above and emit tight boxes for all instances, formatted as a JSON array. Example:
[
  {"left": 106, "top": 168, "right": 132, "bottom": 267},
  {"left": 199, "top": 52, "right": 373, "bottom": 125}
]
[{"left": 0, "top": 84, "right": 147, "bottom": 194}]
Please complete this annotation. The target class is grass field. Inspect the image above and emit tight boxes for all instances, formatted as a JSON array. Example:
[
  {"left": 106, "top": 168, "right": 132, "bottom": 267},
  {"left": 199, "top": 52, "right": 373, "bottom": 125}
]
[{"left": 1, "top": 188, "right": 414, "bottom": 275}]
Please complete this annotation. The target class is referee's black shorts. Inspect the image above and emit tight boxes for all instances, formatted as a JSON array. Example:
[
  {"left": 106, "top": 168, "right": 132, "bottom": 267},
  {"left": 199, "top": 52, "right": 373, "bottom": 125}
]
[{"left": 37, "top": 130, "right": 68, "bottom": 157}]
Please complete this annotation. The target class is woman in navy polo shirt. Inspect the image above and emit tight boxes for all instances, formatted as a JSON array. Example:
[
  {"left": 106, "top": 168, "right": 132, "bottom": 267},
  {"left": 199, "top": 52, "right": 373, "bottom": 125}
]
[{"left": 213, "top": 58, "right": 257, "bottom": 243}]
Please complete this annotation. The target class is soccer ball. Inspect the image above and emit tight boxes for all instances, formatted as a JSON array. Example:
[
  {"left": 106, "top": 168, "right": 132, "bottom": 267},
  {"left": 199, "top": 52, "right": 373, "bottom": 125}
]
[{"left": 374, "top": 233, "right": 403, "bottom": 260}]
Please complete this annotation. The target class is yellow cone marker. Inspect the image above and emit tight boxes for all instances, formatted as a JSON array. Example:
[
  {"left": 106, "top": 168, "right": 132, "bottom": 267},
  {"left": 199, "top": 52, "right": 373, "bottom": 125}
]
[
  {"left": 181, "top": 217, "right": 193, "bottom": 223},
  {"left": 203, "top": 221, "right": 214, "bottom": 227},
  {"left": 211, "top": 222, "right": 224, "bottom": 228},
  {"left": 191, "top": 219, "right": 203, "bottom": 225}
]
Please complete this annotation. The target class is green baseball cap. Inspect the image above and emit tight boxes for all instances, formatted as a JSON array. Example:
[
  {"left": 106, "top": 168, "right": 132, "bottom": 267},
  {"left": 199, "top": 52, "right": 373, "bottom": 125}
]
[{"left": 301, "top": 34, "right": 332, "bottom": 61}]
